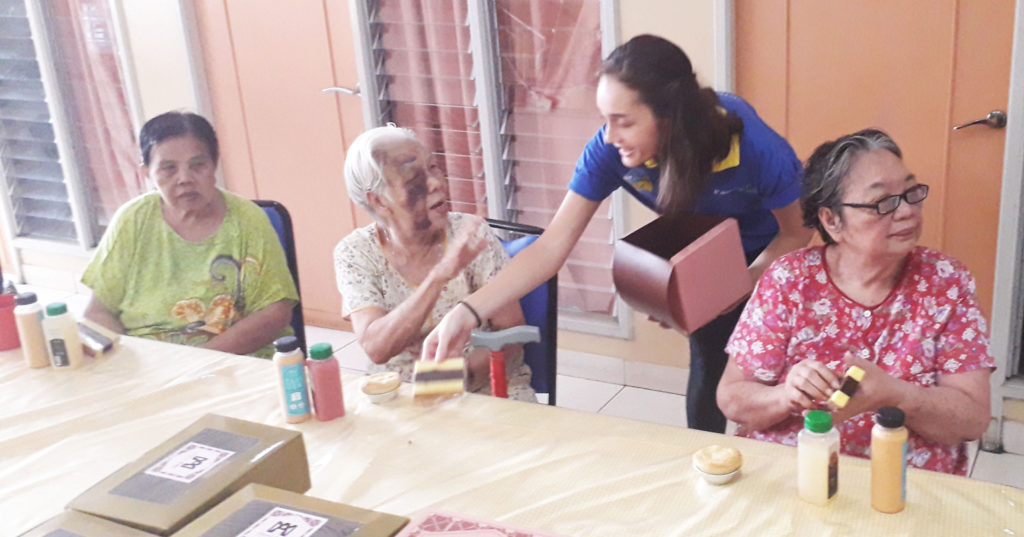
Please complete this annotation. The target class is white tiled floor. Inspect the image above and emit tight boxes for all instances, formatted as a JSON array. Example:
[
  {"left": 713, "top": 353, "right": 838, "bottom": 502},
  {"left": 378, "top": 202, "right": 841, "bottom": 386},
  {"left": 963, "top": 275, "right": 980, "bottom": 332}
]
[
  {"left": 554, "top": 375, "right": 623, "bottom": 413},
  {"left": 971, "top": 450, "right": 1024, "bottom": 487},
  {"left": 598, "top": 386, "right": 688, "bottom": 428},
  {"left": 18, "top": 283, "right": 1024, "bottom": 490}
]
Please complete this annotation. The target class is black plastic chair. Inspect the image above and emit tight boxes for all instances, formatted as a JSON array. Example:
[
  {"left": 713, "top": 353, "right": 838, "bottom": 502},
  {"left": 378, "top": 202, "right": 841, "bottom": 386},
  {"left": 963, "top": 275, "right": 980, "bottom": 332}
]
[
  {"left": 486, "top": 218, "right": 557, "bottom": 405},
  {"left": 254, "top": 200, "right": 306, "bottom": 354}
]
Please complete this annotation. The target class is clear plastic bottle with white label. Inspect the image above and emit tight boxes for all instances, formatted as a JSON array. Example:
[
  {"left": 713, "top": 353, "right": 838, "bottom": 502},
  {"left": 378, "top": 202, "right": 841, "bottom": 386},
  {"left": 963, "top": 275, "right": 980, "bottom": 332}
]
[
  {"left": 798, "top": 409, "right": 839, "bottom": 505},
  {"left": 42, "top": 302, "right": 82, "bottom": 369},
  {"left": 14, "top": 292, "right": 49, "bottom": 368},
  {"left": 273, "top": 336, "right": 311, "bottom": 423}
]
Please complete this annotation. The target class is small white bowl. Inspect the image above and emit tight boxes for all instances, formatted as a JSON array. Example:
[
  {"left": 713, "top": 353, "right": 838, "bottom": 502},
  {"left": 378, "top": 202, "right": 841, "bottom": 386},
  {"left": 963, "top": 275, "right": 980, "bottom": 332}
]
[
  {"left": 364, "top": 388, "right": 398, "bottom": 404},
  {"left": 693, "top": 459, "right": 740, "bottom": 485},
  {"left": 361, "top": 372, "right": 401, "bottom": 404}
]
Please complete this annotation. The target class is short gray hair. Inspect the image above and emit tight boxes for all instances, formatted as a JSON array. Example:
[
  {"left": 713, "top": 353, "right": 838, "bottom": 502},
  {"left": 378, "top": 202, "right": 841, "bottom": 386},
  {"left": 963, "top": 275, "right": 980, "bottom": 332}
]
[
  {"left": 344, "top": 124, "right": 421, "bottom": 214},
  {"left": 801, "top": 129, "right": 902, "bottom": 244}
]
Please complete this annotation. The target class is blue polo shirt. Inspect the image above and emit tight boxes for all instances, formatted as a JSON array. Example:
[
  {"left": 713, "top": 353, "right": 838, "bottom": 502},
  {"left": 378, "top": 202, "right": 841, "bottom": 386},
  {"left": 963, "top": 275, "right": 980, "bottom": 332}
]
[{"left": 568, "top": 93, "right": 801, "bottom": 255}]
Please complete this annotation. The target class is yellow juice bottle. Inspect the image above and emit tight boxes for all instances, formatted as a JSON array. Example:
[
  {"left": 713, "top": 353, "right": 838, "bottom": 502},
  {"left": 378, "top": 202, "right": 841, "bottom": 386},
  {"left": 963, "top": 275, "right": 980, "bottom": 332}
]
[{"left": 871, "top": 406, "right": 908, "bottom": 513}]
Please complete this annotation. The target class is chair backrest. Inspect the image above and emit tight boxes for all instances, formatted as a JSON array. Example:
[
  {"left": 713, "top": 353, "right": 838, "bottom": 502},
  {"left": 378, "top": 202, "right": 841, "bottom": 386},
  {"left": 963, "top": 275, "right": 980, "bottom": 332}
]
[
  {"left": 254, "top": 200, "right": 306, "bottom": 354},
  {"left": 487, "top": 219, "right": 557, "bottom": 405}
]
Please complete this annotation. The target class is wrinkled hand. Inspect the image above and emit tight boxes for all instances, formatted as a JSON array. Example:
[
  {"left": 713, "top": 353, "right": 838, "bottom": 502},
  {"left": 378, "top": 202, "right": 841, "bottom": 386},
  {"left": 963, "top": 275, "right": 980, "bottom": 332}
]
[
  {"left": 421, "top": 303, "right": 477, "bottom": 362},
  {"left": 829, "top": 352, "right": 903, "bottom": 424},
  {"left": 432, "top": 218, "right": 487, "bottom": 282},
  {"left": 783, "top": 359, "right": 841, "bottom": 413}
]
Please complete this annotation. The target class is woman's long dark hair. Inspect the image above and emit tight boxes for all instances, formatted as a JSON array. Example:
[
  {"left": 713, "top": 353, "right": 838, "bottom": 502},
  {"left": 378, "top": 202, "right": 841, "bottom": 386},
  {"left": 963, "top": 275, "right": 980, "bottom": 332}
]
[{"left": 601, "top": 35, "right": 743, "bottom": 215}]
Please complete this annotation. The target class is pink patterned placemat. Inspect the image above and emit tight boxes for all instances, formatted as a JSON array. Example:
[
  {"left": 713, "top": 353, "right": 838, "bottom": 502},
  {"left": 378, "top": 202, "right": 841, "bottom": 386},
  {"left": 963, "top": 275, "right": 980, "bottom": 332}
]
[{"left": 395, "top": 510, "right": 568, "bottom": 537}]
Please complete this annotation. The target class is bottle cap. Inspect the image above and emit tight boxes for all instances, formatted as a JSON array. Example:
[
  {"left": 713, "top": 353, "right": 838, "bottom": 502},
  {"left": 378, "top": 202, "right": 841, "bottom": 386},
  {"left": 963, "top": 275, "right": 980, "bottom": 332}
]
[
  {"left": 273, "top": 335, "right": 300, "bottom": 353},
  {"left": 15, "top": 292, "right": 37, "bottom": 306},
  {"left": 804, "top": 410, "right": 833, "bottom": 433},
  {"left": 309, "top": 343, "right": 333, "bottom": 360},
  {"left": 875, "top": 406, "right": 906, "bottom": 428},
  {"left": 45, "top": 302, "right": 67, "bottom": 316}
]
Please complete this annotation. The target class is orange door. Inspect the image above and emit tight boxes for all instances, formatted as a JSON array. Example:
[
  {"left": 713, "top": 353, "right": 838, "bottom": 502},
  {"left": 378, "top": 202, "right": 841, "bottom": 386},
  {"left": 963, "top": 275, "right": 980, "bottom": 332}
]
[
  {"left": 737, "top": 1, "right": 1014, "bottom": 314},
  {"left": 192, "top": 1, "right": 366, "bottom": 330}
]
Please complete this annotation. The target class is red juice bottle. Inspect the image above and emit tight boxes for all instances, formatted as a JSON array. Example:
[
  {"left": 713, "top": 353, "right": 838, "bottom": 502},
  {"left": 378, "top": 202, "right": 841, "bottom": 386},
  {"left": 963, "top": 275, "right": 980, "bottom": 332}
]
[{"left": 307, "top": 342, "right": 345, "bottom": 421}]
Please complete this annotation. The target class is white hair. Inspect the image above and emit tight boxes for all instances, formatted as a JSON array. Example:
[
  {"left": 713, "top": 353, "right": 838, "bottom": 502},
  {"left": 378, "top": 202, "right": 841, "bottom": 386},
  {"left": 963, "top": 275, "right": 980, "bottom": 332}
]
[{"left": 344, "top": 124, "right": 421, "bottom": 214}]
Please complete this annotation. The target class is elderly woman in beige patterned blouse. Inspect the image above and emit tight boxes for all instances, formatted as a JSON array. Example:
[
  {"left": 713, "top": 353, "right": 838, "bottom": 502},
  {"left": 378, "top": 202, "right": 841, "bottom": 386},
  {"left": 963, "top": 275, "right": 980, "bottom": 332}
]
[{"left": 332, "top": 125, "right": 535, "bottom": 401}]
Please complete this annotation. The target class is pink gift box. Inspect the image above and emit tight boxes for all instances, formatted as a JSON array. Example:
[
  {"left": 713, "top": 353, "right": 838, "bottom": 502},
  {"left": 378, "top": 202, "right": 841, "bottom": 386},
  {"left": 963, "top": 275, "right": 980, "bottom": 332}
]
[{"left": 613, "top": 214, "right": 753, "bottom": 333}]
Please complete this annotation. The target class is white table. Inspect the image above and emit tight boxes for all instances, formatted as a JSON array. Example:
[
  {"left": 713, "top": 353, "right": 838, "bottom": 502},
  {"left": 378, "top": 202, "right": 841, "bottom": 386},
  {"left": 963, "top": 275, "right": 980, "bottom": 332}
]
[{"left": 1, "top": 337, "right": 1021, "bottom": 536}]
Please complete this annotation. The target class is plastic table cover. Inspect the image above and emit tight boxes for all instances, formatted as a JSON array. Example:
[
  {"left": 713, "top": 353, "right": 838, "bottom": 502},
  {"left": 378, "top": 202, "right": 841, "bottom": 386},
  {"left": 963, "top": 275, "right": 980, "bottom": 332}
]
[{"left": 1, "top": 337, "right": 1021, "bottom": 536}]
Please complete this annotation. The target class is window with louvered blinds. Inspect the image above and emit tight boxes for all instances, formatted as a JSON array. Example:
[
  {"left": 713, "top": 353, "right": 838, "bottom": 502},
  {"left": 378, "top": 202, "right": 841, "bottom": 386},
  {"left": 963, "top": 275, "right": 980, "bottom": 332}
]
[
  {"left": 494, "top": 0, "right": 612, "bottom": 315},
  {"left": 371, "top": 0, "right": 488, "bottom": 217},
  {"left": 0, "top": 0, "right": 142, "bottom": 248},
  {"left": 0, "top": 0, "right": 77, "bottom": 242},
  {"left": 360, "top": 0, "right": 619, "bottom": 321}
]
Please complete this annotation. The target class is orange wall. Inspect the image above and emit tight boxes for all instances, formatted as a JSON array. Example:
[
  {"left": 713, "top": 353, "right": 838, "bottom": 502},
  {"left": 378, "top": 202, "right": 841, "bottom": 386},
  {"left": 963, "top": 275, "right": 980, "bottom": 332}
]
[
  {"left": 193, "top": 0, "right": 365, "bottom": 330},
  {"left": 736, "top": 0, "right": 1013, "bottom": 314}
]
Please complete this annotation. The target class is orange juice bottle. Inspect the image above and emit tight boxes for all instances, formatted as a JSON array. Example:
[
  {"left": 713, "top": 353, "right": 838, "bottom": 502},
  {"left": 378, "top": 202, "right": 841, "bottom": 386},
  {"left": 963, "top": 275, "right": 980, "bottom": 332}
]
[{"left": 871, "top": 406, "right": 908, "bottom": 513}]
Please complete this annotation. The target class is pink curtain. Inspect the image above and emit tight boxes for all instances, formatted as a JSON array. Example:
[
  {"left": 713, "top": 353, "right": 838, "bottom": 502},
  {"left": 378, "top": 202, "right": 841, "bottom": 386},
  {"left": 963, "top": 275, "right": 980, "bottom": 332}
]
[
  {"left": 496, "top": 0, "right": 610, "bottom": 314},
  {"left": 378, "top": 0, "right": 611, "bottom": 315},
  {"left": 378, "top": 0, "right": 488, "bottom": 217},
  {"left": 48, "top": 0, "right": 144, "bottom": 237}
]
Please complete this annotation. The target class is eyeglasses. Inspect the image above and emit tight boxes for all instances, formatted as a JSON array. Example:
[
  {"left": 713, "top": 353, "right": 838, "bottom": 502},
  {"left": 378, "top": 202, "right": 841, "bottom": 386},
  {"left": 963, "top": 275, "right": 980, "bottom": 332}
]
[{"left": 840, "top": 184, "right": 929, "bottom": 216}]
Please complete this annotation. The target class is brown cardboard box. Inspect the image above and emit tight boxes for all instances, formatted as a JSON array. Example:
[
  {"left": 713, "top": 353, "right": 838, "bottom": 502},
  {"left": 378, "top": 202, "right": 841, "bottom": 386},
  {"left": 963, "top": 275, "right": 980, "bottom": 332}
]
[
  {"left": 613, "top": 214, "right": 753, "bottom": 333},
  {"left": 171, "top": 484, "right": 409, "bottom": 537},
  {"left": 19, "top": 510, "right": 158, "bottom": 536},
  {"left": 68, "top": 414, "right": 310, "bottom": 536}
]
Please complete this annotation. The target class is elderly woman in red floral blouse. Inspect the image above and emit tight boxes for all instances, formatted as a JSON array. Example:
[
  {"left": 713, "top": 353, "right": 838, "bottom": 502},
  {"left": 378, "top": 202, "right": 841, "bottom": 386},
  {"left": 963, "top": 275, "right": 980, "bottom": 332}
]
[{"left": 717, "top": 129, "right": 993, "bottom": 475}]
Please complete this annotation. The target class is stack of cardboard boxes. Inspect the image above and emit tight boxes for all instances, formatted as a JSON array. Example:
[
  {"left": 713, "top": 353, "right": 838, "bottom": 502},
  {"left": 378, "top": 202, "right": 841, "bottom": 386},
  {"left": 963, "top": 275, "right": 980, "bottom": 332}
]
[{"left": 20, "top": 414, "right": 408, "bottom": 537}]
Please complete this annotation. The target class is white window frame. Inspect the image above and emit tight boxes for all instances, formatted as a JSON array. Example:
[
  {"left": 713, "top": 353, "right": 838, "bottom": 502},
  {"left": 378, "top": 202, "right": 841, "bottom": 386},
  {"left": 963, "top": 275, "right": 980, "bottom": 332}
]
[{"left": 347, "top": 0, "right": 634, "bottom": 338}]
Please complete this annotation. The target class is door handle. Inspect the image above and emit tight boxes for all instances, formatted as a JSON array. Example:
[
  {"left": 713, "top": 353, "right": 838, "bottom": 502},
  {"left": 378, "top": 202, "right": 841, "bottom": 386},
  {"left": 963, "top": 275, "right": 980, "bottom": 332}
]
[
  {"left": 953, "top": 110, "right": 1007, "bottom": 130},
  {"left": 322, "top": 85, "right": 360, "bottom": 96}
]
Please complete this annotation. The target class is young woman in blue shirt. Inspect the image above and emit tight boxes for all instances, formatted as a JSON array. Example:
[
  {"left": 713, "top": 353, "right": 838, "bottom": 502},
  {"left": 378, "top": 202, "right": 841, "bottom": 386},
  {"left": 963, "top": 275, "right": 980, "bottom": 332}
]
[{"left": 423, "top": 34, "right": 811, "bottom": 432}]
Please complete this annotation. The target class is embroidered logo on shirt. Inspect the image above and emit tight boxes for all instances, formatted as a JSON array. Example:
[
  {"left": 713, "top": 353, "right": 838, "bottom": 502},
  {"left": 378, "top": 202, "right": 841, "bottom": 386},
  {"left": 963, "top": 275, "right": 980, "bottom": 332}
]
[
  {"left": 711, "top": 184, "right": 759, "bottom": 196},
  {"left": 624, "top": 168, "right": 655, "bottom": 192}
]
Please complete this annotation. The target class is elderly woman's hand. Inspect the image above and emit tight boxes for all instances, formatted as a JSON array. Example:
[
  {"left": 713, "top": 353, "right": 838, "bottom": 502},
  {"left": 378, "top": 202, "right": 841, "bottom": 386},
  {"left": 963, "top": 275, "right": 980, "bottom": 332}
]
[
  {"left": 829, "top": 352, "right": 903, "bottom": 424},
  {"left": 431, "top": 217, "right": 487, "bottom": 282},
  {"left": 783, "top": 359, "right": 842, "bottom": 412}
]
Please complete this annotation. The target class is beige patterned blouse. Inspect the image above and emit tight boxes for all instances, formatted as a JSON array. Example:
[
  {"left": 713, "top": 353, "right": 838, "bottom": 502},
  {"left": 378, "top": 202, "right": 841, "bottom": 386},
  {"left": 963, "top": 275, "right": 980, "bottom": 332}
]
[{"left": 333, "top": 212, "right": 535, "bottom": 402}]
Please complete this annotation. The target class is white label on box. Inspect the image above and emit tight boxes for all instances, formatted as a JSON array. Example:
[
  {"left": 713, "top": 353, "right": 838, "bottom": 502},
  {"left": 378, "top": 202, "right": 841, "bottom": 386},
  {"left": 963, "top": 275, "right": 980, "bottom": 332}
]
[
  {"left": 143, "top": 441, "right": 236, "bottom": 483},
  {"left": 236, "top": 507, "right": 327, "bottom": 537}
]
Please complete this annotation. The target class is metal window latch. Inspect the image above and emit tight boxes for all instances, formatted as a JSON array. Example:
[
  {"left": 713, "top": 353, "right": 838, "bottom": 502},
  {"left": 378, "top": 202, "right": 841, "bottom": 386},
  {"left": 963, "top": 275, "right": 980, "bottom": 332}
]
[
  {"left": 953, "top": 110, "right": 1007, "bottom": 130},
  {"left": 322, "top": 85, "right": 360, "bottom": 96}
]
